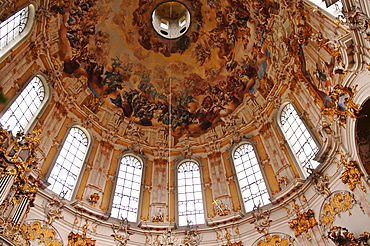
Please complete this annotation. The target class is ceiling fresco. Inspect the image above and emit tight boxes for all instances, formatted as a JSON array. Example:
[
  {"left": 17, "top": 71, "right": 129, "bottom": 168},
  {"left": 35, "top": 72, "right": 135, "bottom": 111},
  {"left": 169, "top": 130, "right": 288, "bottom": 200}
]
[{"left": 48, "top": 0, "right": 343, "bottom": 138}]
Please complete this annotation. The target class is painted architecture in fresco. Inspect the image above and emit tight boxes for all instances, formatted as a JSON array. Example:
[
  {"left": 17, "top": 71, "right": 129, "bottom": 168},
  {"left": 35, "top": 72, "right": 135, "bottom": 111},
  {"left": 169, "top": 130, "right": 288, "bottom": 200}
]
[{"left": 47, "top": 0, "right": 326, "bottom": 137}]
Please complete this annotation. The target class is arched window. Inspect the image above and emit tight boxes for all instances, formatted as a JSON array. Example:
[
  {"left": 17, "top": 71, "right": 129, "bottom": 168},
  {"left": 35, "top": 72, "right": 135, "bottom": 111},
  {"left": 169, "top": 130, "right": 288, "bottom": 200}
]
[
  {"left": 279, "top": 103, "right": 319, "bottom": 175},
  {"left": 177, "top": 161, "right": 205, "bottom": 226},
  {"left": 47, "top": 127, "right": 90, "bottom": 200},
  {"left": 0, "top": 75, "right": 47, "bottom": 135},
  {"left": 111, "top": 155, "right": 143, "bottom": 222},
  {"left": 233, "top": 143, "right": 270, "bottom": 212},
  {"left": 0, "top": 5, "right": 35, "bottom": 58}
]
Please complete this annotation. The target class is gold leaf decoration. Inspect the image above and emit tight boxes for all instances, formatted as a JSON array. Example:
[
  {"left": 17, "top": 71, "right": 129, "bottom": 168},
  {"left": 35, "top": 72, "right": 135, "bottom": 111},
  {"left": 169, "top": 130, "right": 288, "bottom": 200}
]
[
  {"left": 22, "top": 221, "right": 62, "bottom": 246},
  {"left": 288, "top": 209, "right": 317, "bottom": 236},
  {"left": 338, "top": 153, "right": 366, "bottom": 192}
]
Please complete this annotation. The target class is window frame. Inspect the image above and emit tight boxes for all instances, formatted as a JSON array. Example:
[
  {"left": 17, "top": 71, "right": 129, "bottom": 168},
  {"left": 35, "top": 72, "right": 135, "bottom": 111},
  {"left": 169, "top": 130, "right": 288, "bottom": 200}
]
[
  {"left": 110, "top": 152, "right": 145, "bottom": 223},
  {"left": 0, "top": 4, "right": 36, "bottom": 61},
  {"left": 176, "top": 158, "right": 206, "bottom": 228},
  {"left": 305, "top": 0, "right": 343, "bottom": 18},
  {"left": 276, "top": 102, "right": 321, "bottom": 178},
  {"left": 230, "top": 141, "right": 271, "bottom": 214},
  {"left": 0, "top": 74, "right": 50, "bottom": 135},
  {"left": 46, "top": 125, "right": 92, "bottom": 201}
]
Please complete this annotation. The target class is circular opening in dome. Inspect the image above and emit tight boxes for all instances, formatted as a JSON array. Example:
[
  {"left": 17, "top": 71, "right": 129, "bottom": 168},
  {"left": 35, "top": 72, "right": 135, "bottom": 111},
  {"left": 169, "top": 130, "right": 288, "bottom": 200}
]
[{"left": 152, "top": 1, "right": 191, "bottom": 39}]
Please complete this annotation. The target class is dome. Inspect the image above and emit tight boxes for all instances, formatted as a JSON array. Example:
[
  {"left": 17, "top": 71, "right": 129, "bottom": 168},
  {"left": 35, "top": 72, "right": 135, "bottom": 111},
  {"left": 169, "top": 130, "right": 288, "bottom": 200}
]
[{"left": 1, "top": 0, "right": 370, "bottom": 245}]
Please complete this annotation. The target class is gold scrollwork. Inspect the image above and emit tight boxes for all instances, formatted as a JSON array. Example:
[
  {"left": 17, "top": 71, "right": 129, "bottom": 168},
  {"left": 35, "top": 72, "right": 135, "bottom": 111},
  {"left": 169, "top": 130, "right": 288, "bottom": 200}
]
[
  {"left": 288, "top": 209, "right": 317, "bottom": 237},
  {"left": 321, "top": 85, "right": 362, "bottom": 126},
  {"left": 320, "top": 191, "right": 357, "bottom": 228},
  {"left": 255, "top": 234, "right": 293, "bottom": 246},
  {"left": 221, "top": 242, "right": 243, "bottom": 246},
  {"left": 0, "top": 127, "right": 42, "bottom": 244},
  {"left": 338, "top": 153, "right": 366, "bottom": 192},
  {"left": 67, "top": 232, "right": 96, "bottom": 246},
  {"left": 250, "top": 204, "right": 272, "bottom": 235},
  {"left": 328, "top": 226, "right": 370, "bottom": 246},
  {"left": 22, "top": 221, "right": 62, "bottom": 246}
]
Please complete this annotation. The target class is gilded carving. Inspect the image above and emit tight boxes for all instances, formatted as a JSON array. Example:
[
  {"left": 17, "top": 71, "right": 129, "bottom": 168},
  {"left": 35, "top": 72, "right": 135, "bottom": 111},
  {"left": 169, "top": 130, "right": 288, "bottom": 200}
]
[
  {"left": 0, "top": 127, "right": 43, "bottom": 244},
  {"left": 328, "top": 226, "right": 370, "bottom": 246},
  {"left": 43, "top": 196, "right": 65, "bottom": 225},
  {"left": 111, "top": 218, "right": 134, "bottom": 246},
  {"left": 338, "top": 153, "right": 366, "bottom": 192},
  {"left": 288, "top": 203, "right": 317, "bottom": 237},
  {"left": 22, "top": 221, "right": 63, "bottom": 246},
  {"left": 216, "top": 227, "right": 243, "bottom": 246},
  {"left": 152, "top": 208, "right": 165, "bottom": 223},
  {"left": 183, "top": 222, "right": 201, "bottom": 245},
  {"left": 321, "top": 85, "right": 362, "bottom": 126},
  {"left": 67, "top": 232, "right": 96, "bottom": 246},
  {"left": 307, "top": 168, "right": 331, "bottom": 196},
  {"left": 250, "top": 204, "right": 272, "bottom": 235},
  {"left": 253, "top": 234, "right": 295, "bottom": 246},
  {"left": 87, "top": 193, "right": 100, "bottom": 208},
  {"left": 320, "top": 191, "right": 360, "bottom": 228},
  {"left": 213, "top": 199, "right": 231, "bottom": 216},
  {"left": 221, "top": 242, "right": 243, "bottom": 246},
  {"left": 341, "top": 5, "right": 370, "bottom": 41}
]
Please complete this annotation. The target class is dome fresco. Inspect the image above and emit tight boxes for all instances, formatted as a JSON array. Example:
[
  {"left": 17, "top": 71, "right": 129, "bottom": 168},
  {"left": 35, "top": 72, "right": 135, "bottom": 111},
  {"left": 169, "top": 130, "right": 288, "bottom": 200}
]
[{"left": 49, "top": 0, "right": 339, "bottom": 139}]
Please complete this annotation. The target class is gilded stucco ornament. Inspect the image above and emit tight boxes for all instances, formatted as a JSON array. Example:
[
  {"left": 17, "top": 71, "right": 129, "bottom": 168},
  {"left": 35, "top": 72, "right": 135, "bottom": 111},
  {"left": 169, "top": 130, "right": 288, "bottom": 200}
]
[
  {"left": 213, "top": 199, "right": 231, "bottom": 216},
  {"left": 338, "top": 153, "right": 366, "bottom": 192},
  {"left": 250, "top": 204, "right": 272, "bottom": 235},
  {"left": 314, "top": 33, "right": 343, "bottom": 70},
  {"left": 340, "top": 5, "right": 370, "bottom": 41},
  {"left": 319, "top": 191, "right": 360, "bottom": 229},
  {"left": 328, "top": 226, "right": 370, "bottom": 246},
  {"left": 252, "top": 233, "right": 295, "bottom": 246},
  {"left": 215, "top": 227, "right": 243, "bottom": 246},
  {"left": 87, "top": 193, "right": 100, "bottom": 208},
  {"left": 288, "top": 202, "right": 317, "bottom": 239},
  {"left": 67, "top": 232, "right": 96, "bottom": 246},
  {"left": 221, "top": 242, "right": 243, "bottom": 246},
  {"left": 111, "top": 218, "right": 134, "bottom": 246},
  {"left": 321, "top": 85, "right": 362, "bottom": 126},
  {"left": 307, "top": 168, "right": 331, "bottom": 196},
  {"left": 43, "top": 195, "right": 65, "bottom": 225},
  {"left": 68, "top": 220, "right": 96, "bottom": 246},
  {"left": 152, "top": 208, "right": 165, "bottom": 223},
  {"left": 22, "top": 220, "right": 63, "bottom": 246},
  {"left": 0, "top": 127, "right": 42, "bottom": 244},
  {"left": 183, "top": 222, "right": 201, "bottom": 246}
]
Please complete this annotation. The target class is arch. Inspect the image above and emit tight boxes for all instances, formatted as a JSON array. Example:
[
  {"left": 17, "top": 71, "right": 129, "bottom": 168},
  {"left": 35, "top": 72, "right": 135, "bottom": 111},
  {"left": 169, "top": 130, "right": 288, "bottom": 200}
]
[
  {"left": 0, "top": 4, "right": 36, "bottom": 59},
  {"left": 0, "top": 75, "right": 49, "bottom": 135},
  {"left": 232, "top": 142, "right": 270, "bottom": 213},
  {"left": 278, "top": 103, "right": 320, "bottom": 177},
  {"left": 47, "top": 126, "right": 90, "bottom": 200},
  {"left": 111, "top": 154, "right": 143, "bottom": 222},
  {"left": 177, "top": 160, "right": 205, "bottom": 227}
]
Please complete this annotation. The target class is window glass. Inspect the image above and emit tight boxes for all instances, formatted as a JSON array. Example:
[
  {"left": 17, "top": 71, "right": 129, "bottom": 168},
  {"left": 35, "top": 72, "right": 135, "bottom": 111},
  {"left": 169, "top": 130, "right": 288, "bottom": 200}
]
[
  {"left": 280, "top": 103, "right": 320, "bottom": 175},
  {"left": 178, "top": 161, "right": 205, "bottom": 226},
  {"left": 308, "top": 0, "right": 342, "bottom": 16},
  {"left": 111, "top": 155, "right": 142, "bottom": 222},
  {"left": 0, "top": 76, "right": 45, "bottom": 135},
  {"left": 48, "top": 127, "right": 89, "bottom": 200},
  {"left": 0, "top": 6, "right": 29, "bottom": 51},
  {"left": 233, "top": 143, "right": 270, "bottom": 212}
]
